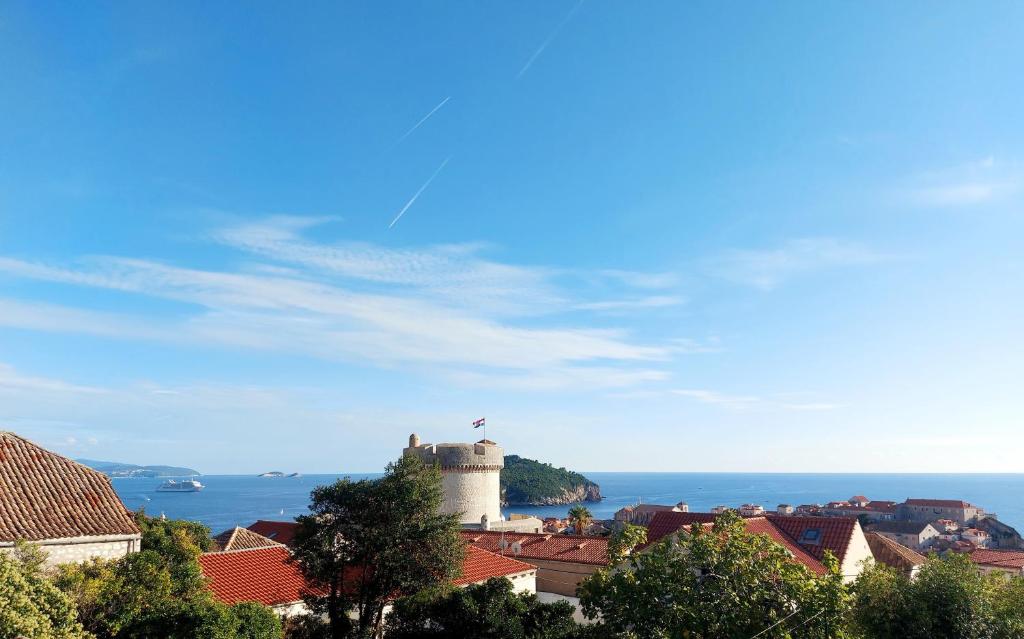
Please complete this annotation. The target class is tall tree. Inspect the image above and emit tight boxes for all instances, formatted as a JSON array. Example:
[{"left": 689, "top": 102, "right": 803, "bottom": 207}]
[
  {"left": 292, "top": 453, "right": 465, "bottom": 638},
  {"left": 578, "top": 510, "right": 851, "bottom": 638},
  {"left": 567, "top": 505, "right": 593, "bottom": 534}
]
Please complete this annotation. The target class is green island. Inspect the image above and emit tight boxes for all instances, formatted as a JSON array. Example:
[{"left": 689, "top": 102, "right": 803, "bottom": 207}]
[
  {"left": 500, "top": 454, "right": 602, "bottom": 506},
  {"left": 77, "top": 458, "right": 201, "bottom": 478}
]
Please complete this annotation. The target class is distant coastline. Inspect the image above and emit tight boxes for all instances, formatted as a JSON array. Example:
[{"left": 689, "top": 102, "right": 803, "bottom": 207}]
[{"left": 78, "top": 458, "right": 201, "bottom": 478}]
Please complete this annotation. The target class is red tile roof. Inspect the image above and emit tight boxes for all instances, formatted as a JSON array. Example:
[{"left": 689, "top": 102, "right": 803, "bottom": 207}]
[
  {"left": 212, "top": 527, "right": 282, "bottom": 552},
  {"left": 199, "top": 546, "right": 310, "bottom": 607},
  {"left": 969, "top": 549, "right": 1024, "bottom": 570},
  {"left": 865, "top": 532, "right": 926, "bottom": 572},
  {"left": 200, "top": 543, "right": 538, "bottom": 607},
  {"left": 850, "top": 496, "right": 869, "bottom": 503},
  {"left": 0, "top": 431, "right": 140, "bottom": 542},
  {"left": 645, "top": 512, "right": 865, "bottom": 576},
  {"left": 454, "top": 546, "right": 536, "bottom": 586},
  {"left": 247, "top": 520, "right": 299, "bottom": 547},
  {"left": 904, "top": 499, "right": 976, "bottom": 508},
  {"left": 766, "top": 515, "right": 857, "bottom": 565},
  {"left": 461, "top": 530, "right": 609, "bottom": 566}
]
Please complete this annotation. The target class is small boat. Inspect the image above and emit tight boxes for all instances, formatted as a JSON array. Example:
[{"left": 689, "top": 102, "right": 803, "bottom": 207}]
[{"left": 156, "top": 478, "right": 204, "bottom": 492}]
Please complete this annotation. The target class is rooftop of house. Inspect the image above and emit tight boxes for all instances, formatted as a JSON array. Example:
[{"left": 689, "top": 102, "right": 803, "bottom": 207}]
[
  {"left": 850, "top": 495, "right": 869, "bottom": 503},
  {"left": 199, "top": 545, "right": 310, "bottom": 607},
  {"left": 872, "top": 520, "right": 937, "bottom": 535},
  {"left": 454, "top": 546, "right": 537, "bottom": 586},
  {"left": 461, "top": 530, "right": 609, "bottom": 566},
  {"left": 247, "top": 520, "right": 299, "bottom": 547},
  {"left": 865, "top": 532, "right": 927, "bottom": 571},
  {"left": 645, "top": 511, "right": 865, "bottom": 576},
  {"left": 903, "top": 498, "right": 977, "bottom": 509},
  {"left": 0, "top": 431, "right": 140, "bottom": 542},
  {"left": 969, "top": 549, "right": 1024, "bottom": 570},
  {"left": 200, "top": 542, "right": 540, "bottom": 607},
  {"left": 212, "top": 526, "right": 282, "bottom": 552},
  {"left": 644, "top": 512, "right": 830, "bottom": 576}
]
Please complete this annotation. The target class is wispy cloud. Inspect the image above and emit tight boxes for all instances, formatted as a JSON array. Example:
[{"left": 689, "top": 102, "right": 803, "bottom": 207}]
[
  {"left": 903, "top": 156, "right": 1019, "bottom": 207},
  {"left": 395, "top": 96, "right": 451, "bottom": 146},
  {"left": 671, "top": 388, "right": 760, "bottom": 409},
  {"left": 0, "top": 220, "right": 681, "bottom": 390},
  {"left": 705, "top": 237, "right": 890, "bottom": 291},
  {"left": 389, "top": 157, "right": 451, "bottom": 228},
  {"left": 0, "top": 363, "right": 106, "bottom": 395},
  {"left": 517, "top": 0, "right": 585, "bottom": 78}
]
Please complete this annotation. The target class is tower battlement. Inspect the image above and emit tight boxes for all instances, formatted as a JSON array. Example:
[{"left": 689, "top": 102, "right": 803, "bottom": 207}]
[{"left": 404, "top": 433, "right": 503, "bottom": 526}]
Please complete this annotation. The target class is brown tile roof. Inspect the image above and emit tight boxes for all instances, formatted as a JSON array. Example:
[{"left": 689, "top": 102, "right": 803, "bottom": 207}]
[
  {"left": 766, "top": 515, "right": 858, "bottom": 565},
  {"left": 644, "top": 512, "right": 827, "bottom": 575},
  {"left": 247, "top": 520, "right": 299, "bottom": 547},
  {"left": 461, "top": 530, "right": 609, "bottom": 566},
  {"left": 199, "top": 546, "right": 311, "bottom": 607},
  {"left": 968, "top": 549, "right": 1024, "bottom": 571},
  {"left": 865, "top": 532, "right": 926, "bottom": 571},
  {"left": 0, "top": 431, "right": 140, "bottom": 542},
  {"left": 904, "top": 499, "right": 976, "bottom": 508},
  {"left": 212, "top": 526, "right": 283, "bottom": 552},
  {"left": 454, "top": 546, "right": 536, "bottom": 586},
  {"left": 646, "top": 512, "right": 867, "bottom": 576}
]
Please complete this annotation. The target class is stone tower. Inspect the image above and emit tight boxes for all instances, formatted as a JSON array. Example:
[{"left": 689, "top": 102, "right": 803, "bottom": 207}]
[{"left": 403, "top": 434, "right": 503, "bottom": 526}]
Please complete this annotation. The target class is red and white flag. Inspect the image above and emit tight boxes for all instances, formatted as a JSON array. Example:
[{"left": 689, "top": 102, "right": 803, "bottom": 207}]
[{"left": 472, "top": 417, "right": 485, "bottom": 429}]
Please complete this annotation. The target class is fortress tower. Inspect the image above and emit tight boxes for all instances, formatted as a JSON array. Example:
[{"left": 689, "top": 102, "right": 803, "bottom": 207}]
[{"left": 404, "top": 433, "right": 503, "bottom": 526}]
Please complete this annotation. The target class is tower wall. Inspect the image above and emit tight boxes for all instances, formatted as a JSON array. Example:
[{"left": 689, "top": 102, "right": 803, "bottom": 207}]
[{"left": 404, "top": 436, "right": 503, "bottom": 526}]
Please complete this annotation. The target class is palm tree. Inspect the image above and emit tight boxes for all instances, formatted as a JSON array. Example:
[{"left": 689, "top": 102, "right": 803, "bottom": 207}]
[{"left": 568, "top": 505, "right": 593, "bottom": 534}]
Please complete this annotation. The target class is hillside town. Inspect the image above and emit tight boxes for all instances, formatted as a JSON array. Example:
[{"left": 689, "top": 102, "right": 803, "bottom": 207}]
[{"left": 5, "top": 428, "right": 1024, "bottom": 638}]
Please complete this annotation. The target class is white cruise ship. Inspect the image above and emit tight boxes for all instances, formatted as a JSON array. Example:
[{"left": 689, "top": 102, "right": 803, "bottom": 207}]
[{"left": 156, "top": 478, "right": 204, "bottom": 492}]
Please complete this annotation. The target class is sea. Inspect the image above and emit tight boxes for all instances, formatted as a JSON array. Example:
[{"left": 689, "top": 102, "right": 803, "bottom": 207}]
[{"left": 111, "top": 473, "right": 1024, "bottom": 535}]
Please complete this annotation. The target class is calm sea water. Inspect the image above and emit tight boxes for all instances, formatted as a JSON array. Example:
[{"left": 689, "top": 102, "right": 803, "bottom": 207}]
[{"left": 111, "top": 473, "right": 1024, "bottom": 535}]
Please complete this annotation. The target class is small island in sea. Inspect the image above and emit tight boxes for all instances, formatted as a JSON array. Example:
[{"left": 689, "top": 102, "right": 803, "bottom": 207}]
[
  {"left": 258, "top": 471, "right": 301, "bottom": 477},
  {"left": 500, "top": 454, "right": 602, "bottom": 506},
  {"left": 77, "top": 459, "right": 201, "bottom": 478}
]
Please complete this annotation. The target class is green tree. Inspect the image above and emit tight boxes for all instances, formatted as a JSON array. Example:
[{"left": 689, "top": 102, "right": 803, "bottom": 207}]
[
  {"left": 385, "top": 577, "right": 579, "bottom": 639},
  {"left": 0, "top": 548, "right": 90, "bottom": 639},
  {"left": 292, "top": 453, "right": 465, "bottom": 638},
  {"left": 852, "top": 553, "right": 998, "bottom": 639},
  {"left": 567, "top": 505, "right": 593, "bottom": 534},
  {"left": 578, "top": 510, "right": 851, "bottom": 638},
  {"left": 606, "top": 524, "right": 647, "bottom": 564},
  {"left": 54, "top": 514, "right": 280, "bottom": 639}
]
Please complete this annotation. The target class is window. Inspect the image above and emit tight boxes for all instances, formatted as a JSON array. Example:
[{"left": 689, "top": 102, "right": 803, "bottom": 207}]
[{"left": 800, "top": 529, "right": 821, "bottom": 544}]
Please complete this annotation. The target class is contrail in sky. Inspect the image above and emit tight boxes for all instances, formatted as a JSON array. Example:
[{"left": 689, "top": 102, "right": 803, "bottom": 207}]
[
  {"left": 395, "top": 96, "right": 451, "bottom": 145},
  {"left": 517, "top": 0, "right": 585, "bottom": 79},
  {"left": 388, "top": 157, "right": 452, "bottom": 229}
]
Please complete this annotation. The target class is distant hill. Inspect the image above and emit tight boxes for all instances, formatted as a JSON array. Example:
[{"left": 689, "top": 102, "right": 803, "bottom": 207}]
[
  {"left": 501, "top": 455, "right": 602, "bottom": 506},
  {"left": 77, "top": 459, "right": 201, "bottom": 478}
]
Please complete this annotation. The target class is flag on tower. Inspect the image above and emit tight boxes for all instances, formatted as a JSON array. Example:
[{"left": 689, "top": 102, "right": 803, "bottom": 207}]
[{"left": 472, "top": 417, "right": 485, "bottom": 429}]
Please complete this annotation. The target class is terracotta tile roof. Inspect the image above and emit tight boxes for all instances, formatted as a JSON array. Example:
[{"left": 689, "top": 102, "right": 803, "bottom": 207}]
[
  {"left": 766, "top": 515, "right": 857, "bottom": 565},
  {"left": 865, "top": 532, "right": 926, "bottom": 571},
  {"left": 904, "top": 498, "right": 976, "bottom": 508},
  {"left": 0, "top": 431, "right": 140, "bottom": 542},
  {"left": 199, "top": 546, "right": 312, "bottom": 607},
  {"left": 644, "top": 512, "right": 840, "bottom": 576},
  {"left": 460, "top": 530, "right": 609, "bottom": 566},
  {"left": 247, "top": 520, "right": 299, "bottom": 547},
  {"left": 850, "top": 496, "right": 869, "bottom": 503},
  {"left": 212, "top": 526, "right": 283, "bottom": 552},
  {"left": 453, "top": 546, "right": 536, "bottom": 586},
  {"left": 645, "top": 512, "right": 720, "bottom": 544},
  {"left": 969, "top": 549, "right": 1024, "bottom": 570}
]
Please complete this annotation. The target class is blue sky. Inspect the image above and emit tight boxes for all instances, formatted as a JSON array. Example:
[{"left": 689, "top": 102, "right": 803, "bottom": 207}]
[{"left": 1, "top": 2, "right": 1021, "bottom": 473}]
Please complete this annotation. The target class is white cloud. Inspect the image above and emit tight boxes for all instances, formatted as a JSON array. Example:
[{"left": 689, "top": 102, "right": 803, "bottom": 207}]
[
  {"left": 0, "top": 220, "right": 685, "bottom": 390},
  {"left": 0, "top": 363, "right": 107, "bottom": 395},
  {"left": 705, "top": 238, "right": 890, "bottom": 290},
  {"left": 671, "top": 388, "right": 760, "bottom": 408},
  {"left": 903, "top": 157, "right": 1019, "bottom": 207}
]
